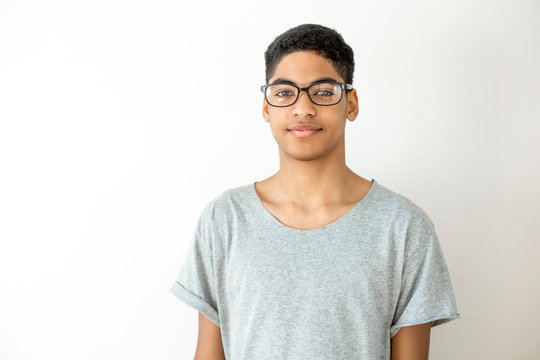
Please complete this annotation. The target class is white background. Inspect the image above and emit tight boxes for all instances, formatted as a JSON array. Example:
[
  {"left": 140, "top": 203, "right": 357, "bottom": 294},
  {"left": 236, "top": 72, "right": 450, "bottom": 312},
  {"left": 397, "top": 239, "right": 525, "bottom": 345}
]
[{"left": 1, "top": 0, "right": 539, "bottom": 359}]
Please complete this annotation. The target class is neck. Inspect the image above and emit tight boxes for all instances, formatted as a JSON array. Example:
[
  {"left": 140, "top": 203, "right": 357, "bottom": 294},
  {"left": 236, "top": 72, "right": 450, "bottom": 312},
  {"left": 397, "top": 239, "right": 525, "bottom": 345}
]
[{"left": 273, "top": 144, "right": 358, "bottom": 207}]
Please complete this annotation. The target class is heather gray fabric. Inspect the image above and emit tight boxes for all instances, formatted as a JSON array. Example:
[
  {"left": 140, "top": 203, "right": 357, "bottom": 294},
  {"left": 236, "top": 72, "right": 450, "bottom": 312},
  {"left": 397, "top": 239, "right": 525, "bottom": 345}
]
[{"left": 170, "top": 179, "right": 459, "bottom": 359}]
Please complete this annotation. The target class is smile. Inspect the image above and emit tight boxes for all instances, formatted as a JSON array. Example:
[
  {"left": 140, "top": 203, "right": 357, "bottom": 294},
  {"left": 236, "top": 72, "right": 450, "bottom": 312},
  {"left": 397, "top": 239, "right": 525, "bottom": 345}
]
[{"left": 288, "top": 129, "right": 322, "bottom": 138}]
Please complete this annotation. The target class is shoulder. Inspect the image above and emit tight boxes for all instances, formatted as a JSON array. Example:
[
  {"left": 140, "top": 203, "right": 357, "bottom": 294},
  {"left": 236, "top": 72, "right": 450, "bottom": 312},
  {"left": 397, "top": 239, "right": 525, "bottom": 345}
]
[
  {"left": 196, "top": 183, "right": 254, "bottom": 231},
  {"left": 372, "top": 181, "right": 436, "bottom": 238}
]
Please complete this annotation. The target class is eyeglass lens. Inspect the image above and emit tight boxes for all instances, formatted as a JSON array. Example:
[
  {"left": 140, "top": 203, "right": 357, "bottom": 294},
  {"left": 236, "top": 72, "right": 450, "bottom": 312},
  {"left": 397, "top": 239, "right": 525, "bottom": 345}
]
[{"left": 265, "top": 83, "right": 342, "bottom": 106}]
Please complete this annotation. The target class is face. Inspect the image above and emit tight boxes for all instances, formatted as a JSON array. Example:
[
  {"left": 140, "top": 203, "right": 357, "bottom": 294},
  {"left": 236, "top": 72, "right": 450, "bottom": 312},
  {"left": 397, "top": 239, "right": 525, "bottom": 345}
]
[{"left": 262, "top": 50, "right": 359, "bottom": 162}]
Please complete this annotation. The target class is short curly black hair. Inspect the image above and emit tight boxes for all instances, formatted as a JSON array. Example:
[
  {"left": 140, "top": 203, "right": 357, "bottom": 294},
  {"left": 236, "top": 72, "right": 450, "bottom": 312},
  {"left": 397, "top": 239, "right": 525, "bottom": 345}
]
[{"left": 264, "top": 24, "right": 355, "bottom": 85}]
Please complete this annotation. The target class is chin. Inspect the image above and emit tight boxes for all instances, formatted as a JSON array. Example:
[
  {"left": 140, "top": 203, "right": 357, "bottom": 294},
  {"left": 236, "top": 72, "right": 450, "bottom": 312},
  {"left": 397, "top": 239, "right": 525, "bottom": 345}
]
[{"left": 279, "top": 145, "right": 325, "bottom": 162}]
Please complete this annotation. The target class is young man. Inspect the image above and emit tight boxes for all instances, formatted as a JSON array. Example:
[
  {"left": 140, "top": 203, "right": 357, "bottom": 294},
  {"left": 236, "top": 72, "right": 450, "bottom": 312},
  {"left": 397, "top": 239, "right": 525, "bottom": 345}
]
[{"left": 170, "top": 24, "right": 459, "bottom": 360}]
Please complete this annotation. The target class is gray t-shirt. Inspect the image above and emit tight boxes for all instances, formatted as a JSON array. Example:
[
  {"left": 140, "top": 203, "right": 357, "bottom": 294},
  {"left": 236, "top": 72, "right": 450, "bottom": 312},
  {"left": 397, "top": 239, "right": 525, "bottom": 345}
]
[{"left": 170, "top": 179, "right": 459, "bottom": 359}]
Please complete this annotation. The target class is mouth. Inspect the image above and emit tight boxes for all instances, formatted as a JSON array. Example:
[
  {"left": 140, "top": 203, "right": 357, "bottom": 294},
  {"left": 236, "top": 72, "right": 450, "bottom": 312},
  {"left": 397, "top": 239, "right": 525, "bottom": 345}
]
[{"left": 288, "top": 128, "right": 322, "bottom": 138}]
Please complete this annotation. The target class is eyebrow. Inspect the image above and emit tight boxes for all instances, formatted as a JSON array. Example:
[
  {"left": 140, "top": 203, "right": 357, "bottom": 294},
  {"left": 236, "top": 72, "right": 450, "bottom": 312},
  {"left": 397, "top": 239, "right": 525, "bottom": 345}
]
[{"left": 269, "top": 77, "right": 340, "bottom": 86}]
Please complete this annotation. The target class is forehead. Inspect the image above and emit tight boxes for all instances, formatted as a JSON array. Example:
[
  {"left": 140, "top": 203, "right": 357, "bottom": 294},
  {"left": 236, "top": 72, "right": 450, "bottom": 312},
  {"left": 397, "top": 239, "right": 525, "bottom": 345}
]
[{"left": 269, "top": 50, "right": 344, "bottom": 86}]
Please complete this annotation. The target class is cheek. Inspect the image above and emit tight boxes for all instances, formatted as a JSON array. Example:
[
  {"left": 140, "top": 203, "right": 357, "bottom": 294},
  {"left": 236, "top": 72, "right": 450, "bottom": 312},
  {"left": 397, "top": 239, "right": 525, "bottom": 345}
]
[{"left": 267, "top": 111, "right": 287, "bottom": 129}]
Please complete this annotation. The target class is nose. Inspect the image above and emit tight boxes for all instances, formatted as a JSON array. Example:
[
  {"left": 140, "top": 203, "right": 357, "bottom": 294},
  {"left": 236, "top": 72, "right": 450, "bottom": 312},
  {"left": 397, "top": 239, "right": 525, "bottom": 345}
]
[{"left": 291, "top": 89, "right": 316, "bottom": 117}]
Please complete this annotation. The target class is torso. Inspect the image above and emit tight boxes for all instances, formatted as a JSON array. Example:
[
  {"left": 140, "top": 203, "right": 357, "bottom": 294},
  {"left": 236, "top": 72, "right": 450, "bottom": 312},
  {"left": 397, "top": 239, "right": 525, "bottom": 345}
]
[{"left": 254, "top": 175, "right": 373, "bottom": 231}]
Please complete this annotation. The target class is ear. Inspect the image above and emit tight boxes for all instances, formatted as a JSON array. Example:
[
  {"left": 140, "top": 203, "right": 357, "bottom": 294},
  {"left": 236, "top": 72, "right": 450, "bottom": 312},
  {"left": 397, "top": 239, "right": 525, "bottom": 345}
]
[
  {"left": 262, "top": 96, "right": 270, "bottom": 123},
  {"left": 346, "top": 89, "right": 359, "bottom": 122}
]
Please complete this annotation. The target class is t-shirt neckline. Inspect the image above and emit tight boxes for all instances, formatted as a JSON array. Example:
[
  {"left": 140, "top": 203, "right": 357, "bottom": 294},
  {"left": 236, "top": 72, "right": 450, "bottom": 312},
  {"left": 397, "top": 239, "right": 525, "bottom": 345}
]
[{"left": 249, "top": 178, "right": 377, "bottom": 234}]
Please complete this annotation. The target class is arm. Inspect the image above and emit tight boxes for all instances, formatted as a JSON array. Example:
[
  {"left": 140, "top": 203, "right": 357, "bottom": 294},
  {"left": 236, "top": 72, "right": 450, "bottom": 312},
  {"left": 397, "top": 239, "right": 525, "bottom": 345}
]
[
  {"left": 390, "top": 322, "right": 431, "bottom": 360},
  {"left": 194, "top": 312, "right": 226, "bottom": 360}
]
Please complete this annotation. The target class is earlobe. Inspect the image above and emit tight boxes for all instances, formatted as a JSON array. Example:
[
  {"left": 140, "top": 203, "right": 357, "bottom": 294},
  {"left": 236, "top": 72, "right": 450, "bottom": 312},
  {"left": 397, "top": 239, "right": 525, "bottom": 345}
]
[
  {"left": 347, "top": 110, "right": 358, "bottom": 121},
  {"left": 347, "top": 90, "right": 359, "bottom": 122},
  {"left": 262, "top": 98, "right": 270, "bottom": 123}
]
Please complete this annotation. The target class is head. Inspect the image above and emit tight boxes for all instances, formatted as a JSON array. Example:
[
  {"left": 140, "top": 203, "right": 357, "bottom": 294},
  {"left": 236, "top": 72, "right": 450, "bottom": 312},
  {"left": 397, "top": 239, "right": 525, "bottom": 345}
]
[
  {"left": 264, "top": 24, "right": 354, "bottom": 86},
  {"left": 262, "top": 24, "right": 359, "bottom": 162}
]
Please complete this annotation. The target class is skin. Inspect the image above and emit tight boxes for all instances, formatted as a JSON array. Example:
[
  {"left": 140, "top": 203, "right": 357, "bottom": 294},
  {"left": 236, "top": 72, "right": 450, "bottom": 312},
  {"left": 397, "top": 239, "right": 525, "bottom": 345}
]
[
  {"left": 391, "top": 322, "right": 432, "bottom": 359},
  {"left": 194, "top": 50, "right": 431, "bottom": 359},
  {"left": 258, "top": 50, "right": 370, "bottom": 226},
  {"left": 194, "top": 312, "right": 225, "bottom": 360}
]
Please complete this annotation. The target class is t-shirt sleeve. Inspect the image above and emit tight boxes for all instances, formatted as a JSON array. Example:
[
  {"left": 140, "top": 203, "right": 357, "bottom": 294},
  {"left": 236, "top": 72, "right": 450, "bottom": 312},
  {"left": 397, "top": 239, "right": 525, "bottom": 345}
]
[
  {"left": 169, "top": 208, "right": 220, "bottom": 327},
  {"left": 390, "top": 220, "right": 460, "bottom": 337}
]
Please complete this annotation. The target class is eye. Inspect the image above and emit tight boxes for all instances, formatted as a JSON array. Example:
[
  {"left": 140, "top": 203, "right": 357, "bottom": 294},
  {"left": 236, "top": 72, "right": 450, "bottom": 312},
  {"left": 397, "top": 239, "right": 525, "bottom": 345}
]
[
  {"left": 316, "top": 90, "right": 334, "bottom": 96},
  {"left": 311, "top": 83, "right": 338, "bottom": 97},
  {"left": 275, "top": 90, "right": 295, "bottom": 97}
]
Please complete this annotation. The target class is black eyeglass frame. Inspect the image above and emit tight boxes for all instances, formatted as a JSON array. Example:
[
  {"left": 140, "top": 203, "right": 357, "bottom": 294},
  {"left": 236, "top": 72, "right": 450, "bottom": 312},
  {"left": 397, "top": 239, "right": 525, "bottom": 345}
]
[{"left": 260, "top": 81, "right": 354, "bottom": 107}]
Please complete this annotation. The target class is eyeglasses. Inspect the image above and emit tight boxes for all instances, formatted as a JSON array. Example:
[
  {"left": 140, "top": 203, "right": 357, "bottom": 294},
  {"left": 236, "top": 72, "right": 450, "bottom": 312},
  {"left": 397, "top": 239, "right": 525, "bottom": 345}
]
[{"left": 261, "top": 81, "right": 353, "bottom": 107}]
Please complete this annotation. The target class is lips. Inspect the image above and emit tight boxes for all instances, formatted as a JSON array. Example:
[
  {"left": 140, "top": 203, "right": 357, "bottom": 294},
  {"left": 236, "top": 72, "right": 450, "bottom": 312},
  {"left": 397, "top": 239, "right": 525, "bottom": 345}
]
[
  {"left": 290, "top": 129, "right": 321, "bottom": 138},
  {"left": 287, "top": 123, "right": 323, "bottom": 138},
  {"left": 288, "top": 124, "right": 322, "bottom": 131}
]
